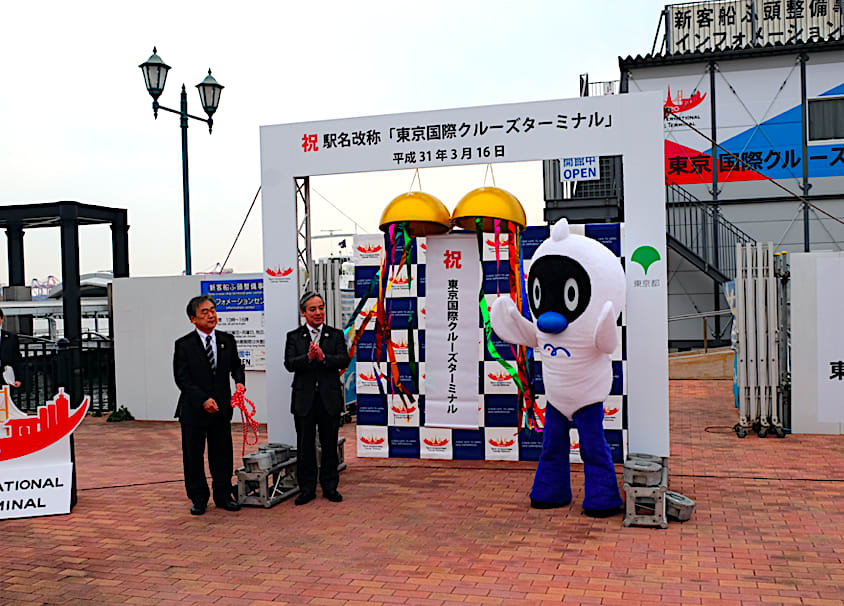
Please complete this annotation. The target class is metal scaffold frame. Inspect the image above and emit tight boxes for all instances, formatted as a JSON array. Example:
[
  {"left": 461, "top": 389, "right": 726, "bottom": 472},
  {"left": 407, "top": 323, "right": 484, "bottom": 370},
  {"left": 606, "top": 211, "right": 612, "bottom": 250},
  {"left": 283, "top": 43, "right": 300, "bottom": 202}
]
[{"left": 295, "top": 177, "right": 314, "bottom": 291}]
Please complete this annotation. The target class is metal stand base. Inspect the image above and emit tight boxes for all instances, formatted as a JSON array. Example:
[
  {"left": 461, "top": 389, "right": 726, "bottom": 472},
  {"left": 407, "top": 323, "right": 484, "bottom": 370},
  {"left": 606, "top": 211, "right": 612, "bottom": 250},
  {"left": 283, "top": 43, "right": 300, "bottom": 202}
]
[
  {"left": 237, "top": 437, "right": 347, "bottom": 508},
  {"left": 237, "top": 458, "right": 299, "bottom": 508}
]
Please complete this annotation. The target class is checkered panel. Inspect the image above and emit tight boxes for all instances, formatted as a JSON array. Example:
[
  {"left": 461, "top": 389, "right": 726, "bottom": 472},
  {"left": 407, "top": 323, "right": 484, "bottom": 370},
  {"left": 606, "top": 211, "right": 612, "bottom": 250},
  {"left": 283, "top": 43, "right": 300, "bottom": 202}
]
[{"left": 354, "top": 224, "right": 628, "bottom": 462}]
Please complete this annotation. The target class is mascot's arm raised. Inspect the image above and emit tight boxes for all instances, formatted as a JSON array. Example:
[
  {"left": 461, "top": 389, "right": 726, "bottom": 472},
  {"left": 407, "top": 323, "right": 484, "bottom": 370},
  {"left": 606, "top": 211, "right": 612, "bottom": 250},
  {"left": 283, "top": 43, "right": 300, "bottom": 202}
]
[
  {"left": 593, "top": 301, "right": 618, "bottom": 354},
  {"left": 490, "top": 297, "right": 539, "bottom": 348}
]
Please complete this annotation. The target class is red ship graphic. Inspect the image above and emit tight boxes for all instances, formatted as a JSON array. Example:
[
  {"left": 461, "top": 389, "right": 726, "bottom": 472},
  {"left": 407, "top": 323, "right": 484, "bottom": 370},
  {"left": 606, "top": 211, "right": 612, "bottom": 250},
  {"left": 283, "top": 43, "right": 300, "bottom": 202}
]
[
  {"left": 664, "top": 86, "right": 706, "bottom": 114},
  {"left": 359, "top": 372, "right": 380, "bottom": 382},
  {"left": 391, "top": 405, "right": 417, "bottom": 414},
  {"left": 488, "top": 438, "right": 515, "bottom": 448},
  {"left": 357, "top": 244, "right": 382, "bottom": 254},
  {"left": 360, "top": 436, "right": 385, "bottom": 445},
  {"left": 486, "top": 237, "right": 511, "bottom": 247},
  {"left": 392, "top": 275, "right": 409, "bottom": 285},
  {"left": 265, "top": 266, "right": 293, "bottom": 277},
  {"left": 0, "top": 390, "right": 89, "bottom": 462},
  {"left": 571, "top": 442, "right": 580, "bottom": 450},
  {"left": 423, "top": 437, "right": 449, "bottom": 447},
  {"left": 420, "top": 243, "right": 427, "bottom": 251},
  {"left": 391, "top": 341, "right": 408, "bottom": 350},
  {"left": 487, "top": 372, "right": 511, "bottom": 382},
  {"left": 420, "top": 308, "right": 426, "bottom": 315},
  {"left": 359, "top": 309, "right": 378, "bottom": 318},
  {"left": 604, "top": 407, "right": 619, "bottom": 416}
]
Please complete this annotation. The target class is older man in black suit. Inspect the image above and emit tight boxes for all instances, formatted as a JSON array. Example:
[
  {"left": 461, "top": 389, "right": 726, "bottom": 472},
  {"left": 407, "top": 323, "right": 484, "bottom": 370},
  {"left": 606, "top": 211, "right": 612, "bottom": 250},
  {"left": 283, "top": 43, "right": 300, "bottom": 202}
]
[
  {"left": 173, "top": 295, "right": 245, "bottom": 515},
  {"left": 284, "top": 291, "right": 350, "bottom": 505},
  {"left": 0, "top": 309, "right": 23, "bottom": 389}
]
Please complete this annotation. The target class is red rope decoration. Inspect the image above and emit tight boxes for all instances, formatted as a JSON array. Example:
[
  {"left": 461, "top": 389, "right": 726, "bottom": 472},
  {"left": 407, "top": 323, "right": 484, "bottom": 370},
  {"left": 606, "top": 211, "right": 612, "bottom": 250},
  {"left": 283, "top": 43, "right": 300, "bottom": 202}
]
[{"left": 230, "top": 385, "right": 260, "bottom": 456}]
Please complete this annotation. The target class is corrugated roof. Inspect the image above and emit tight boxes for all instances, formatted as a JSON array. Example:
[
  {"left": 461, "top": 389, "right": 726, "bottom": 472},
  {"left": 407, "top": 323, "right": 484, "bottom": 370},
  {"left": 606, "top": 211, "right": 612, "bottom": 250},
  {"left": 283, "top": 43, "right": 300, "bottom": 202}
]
[{"left": 619, "top": 37, "right": 844, "bottom": 69}]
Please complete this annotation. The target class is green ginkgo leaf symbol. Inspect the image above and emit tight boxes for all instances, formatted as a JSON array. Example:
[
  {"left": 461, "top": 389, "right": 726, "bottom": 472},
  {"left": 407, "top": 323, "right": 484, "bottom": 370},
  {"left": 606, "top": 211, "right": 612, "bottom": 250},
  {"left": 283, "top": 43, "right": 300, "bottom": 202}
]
[{"left": 631, "top": 245, "right": 661, "bottom": 275}]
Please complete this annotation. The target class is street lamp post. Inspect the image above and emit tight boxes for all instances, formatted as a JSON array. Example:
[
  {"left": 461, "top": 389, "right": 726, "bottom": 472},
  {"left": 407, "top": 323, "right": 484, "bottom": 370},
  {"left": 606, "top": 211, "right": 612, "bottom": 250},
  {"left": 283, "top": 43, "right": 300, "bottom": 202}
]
[{"left": 139, "top": 47, "right": 224, "bottom": 275}]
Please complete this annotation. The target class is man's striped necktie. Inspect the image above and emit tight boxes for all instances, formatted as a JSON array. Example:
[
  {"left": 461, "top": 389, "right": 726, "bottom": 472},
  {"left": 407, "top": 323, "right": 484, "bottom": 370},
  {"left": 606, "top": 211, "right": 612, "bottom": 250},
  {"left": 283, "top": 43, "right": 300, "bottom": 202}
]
[{"left": 205, "top": 335, "right": 216, "bottom": 371}]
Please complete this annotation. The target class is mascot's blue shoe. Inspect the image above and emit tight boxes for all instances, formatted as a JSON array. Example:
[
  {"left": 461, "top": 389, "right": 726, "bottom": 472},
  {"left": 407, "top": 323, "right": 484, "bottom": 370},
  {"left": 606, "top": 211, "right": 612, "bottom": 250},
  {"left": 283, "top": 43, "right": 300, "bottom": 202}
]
[
  {"left": 529, "top": 405, "right": 573, "bottom": 508},
  {"left": 530, "top": 404, "right": 624, "bottom": 514},
  {"left": 574, "top": 403, "right": 624, "bottom": 515}
]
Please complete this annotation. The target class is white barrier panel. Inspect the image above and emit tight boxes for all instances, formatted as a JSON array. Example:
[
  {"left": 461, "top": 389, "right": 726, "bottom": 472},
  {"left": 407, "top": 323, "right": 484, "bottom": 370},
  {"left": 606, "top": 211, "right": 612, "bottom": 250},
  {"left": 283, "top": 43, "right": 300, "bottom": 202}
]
[{"left": 791, "top": 253, "right": 844, "bottom": 433}]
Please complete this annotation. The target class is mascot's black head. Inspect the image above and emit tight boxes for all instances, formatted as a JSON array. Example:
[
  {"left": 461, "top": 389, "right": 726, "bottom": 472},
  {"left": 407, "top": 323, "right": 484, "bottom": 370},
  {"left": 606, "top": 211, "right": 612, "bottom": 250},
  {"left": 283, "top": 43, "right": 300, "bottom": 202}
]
[{"left": 527, "top": 255, "right": 592, "bottom": 333}]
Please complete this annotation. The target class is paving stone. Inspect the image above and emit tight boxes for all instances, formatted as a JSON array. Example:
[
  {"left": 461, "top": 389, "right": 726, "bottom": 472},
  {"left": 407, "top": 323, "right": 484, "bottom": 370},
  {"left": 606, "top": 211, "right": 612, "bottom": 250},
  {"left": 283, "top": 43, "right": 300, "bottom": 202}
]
[{"left": 1, "top": 380, "right": 842, "bottom": 605}]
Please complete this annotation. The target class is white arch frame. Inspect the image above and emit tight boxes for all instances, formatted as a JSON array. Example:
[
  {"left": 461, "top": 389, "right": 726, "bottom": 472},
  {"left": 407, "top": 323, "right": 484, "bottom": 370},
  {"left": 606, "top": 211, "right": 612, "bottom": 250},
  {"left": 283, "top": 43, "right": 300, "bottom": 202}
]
[{"left": 259, "top": 92, "right": 670, "bottom": 455}]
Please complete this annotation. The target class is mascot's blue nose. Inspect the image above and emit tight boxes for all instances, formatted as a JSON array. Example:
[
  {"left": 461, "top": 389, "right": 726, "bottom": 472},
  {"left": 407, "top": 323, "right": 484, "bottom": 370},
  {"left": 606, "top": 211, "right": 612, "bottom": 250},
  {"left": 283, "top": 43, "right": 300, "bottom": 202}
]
[{"left": 537, "top": 312, "right": 568, "bottom": 334}]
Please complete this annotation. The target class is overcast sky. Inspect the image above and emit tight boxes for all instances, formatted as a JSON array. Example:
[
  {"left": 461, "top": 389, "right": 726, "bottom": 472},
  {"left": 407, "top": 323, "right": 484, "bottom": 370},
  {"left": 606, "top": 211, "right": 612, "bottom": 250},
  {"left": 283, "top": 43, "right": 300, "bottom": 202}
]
[{"left": 1, "top": 0, "right": 669, "bottom": 285}]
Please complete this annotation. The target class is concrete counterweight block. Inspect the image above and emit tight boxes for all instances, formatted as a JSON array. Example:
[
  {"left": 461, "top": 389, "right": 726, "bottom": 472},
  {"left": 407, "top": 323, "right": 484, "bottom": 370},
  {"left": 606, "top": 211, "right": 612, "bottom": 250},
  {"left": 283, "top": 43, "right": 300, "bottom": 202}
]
[
  {"left": 665, "top": 491, "right": 696, "bottom": 522},
  {"left": 623, "top": 456, "right": 669, "bottom": 528}
]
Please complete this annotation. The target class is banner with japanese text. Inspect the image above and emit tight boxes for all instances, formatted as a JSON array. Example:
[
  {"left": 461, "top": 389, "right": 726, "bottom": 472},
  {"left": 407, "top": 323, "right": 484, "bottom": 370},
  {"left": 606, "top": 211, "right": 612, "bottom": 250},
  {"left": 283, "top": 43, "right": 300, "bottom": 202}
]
[
  {"left": 424, "top": 234, "right": 480, "bottom": 429},
  {"left": 627, "top": 58, "right": 844, "bottom": 189},
  {"left": 201, "top": 279, "right": 265, "bottom": 370}
]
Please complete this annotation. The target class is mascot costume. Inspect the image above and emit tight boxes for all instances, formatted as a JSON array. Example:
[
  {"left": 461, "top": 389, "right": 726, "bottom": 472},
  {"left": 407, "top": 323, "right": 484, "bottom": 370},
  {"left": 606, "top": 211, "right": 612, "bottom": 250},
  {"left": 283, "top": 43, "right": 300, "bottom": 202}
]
[{"left": 490, "top": 218, "right": 626, "bottom": 516}]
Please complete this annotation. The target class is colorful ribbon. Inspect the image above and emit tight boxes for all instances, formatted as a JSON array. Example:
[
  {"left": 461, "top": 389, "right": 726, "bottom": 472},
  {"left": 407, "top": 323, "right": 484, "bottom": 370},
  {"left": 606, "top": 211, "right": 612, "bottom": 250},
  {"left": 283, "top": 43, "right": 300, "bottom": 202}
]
[
  {"left": 230, "top": 385, "right": 260, "bottom": 456},
  {"left": 377, "top": 224, "right": 415, "bottom": 410},
  {"left": 507, "top": 222, "right": 542, "bottom": 432},
  {"left": 476, "top": 218, "right": 525, "bottom": 396},
  {"left": 483, "top": 219, "right": 543, "bottom": 432}
]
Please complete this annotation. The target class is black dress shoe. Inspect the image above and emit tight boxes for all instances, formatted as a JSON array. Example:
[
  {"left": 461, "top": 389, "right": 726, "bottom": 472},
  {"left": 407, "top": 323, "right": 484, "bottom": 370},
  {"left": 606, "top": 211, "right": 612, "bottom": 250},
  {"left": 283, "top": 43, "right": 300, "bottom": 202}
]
[
  {"left": 294, "top": 491, "right": 315, "bottom": 506},
  {"left": 214, "top": 498, "right": 241, "bottom": 512},
  {"left": 190, "top": 501, "right": 207, "bottom": 516},
  {"left": 323, "top": 490, "right": 343, "bottom": 503}
]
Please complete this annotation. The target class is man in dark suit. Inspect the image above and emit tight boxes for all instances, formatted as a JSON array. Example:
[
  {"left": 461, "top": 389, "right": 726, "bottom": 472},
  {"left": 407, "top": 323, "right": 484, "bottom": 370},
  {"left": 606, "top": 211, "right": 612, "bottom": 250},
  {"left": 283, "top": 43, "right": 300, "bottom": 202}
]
[
  {"left": 0, "top": 309, "right": 23, "bottom": 389},
  {"left": 173, "top": 295, "right": 245, "bottom": 515},
  {"left": 284, "top": 292, "right": 350, "bottom": 505}
]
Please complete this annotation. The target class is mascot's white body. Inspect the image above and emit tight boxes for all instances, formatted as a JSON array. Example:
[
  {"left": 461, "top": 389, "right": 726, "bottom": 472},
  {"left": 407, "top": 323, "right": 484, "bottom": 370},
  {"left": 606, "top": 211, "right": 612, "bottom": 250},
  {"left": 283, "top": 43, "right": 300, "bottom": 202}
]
[{"left": 490, "top": 219, "right": 626, "bottom": 514}]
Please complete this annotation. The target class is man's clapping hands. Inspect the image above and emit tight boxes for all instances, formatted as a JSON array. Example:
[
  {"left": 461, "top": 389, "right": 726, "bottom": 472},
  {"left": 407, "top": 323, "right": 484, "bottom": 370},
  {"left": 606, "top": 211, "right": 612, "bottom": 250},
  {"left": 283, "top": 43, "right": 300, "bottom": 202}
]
[{"left": 308, "top": 341, "right": 325, "bottom": 362}]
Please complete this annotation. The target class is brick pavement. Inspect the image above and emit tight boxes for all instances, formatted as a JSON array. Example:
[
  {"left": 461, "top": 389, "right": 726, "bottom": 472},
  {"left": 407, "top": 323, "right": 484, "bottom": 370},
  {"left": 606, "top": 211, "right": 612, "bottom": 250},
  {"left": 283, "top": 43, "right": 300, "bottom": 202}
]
[{"left": 2, "top": 380, "right": 843, "bottom": 605}]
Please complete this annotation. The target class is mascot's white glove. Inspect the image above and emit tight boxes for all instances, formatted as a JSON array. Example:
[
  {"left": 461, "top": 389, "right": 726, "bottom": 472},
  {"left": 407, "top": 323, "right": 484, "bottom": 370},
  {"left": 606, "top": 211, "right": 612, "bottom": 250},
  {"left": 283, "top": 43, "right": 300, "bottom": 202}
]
[
  {"left": 593, "top": 301, "right": 618, "bottom": 355},
  {"left": 490, "top": 297, "right": 538, "bottom": 349}
]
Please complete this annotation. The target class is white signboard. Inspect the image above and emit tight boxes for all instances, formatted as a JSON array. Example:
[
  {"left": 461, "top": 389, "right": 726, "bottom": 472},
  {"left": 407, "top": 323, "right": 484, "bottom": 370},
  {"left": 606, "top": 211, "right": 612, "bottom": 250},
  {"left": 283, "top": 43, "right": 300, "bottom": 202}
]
[
  {"left": 0, "top": 387, "right": 87, "bottom": 520},
  {"left": 816, "top": 256, "right": 844, "bottom": 422},
  {"left": 0, "top": 462, "right": 73, "bottom": 519},
  {"left": 560, "top": 156, "right": 600, "bottom": 182}
]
